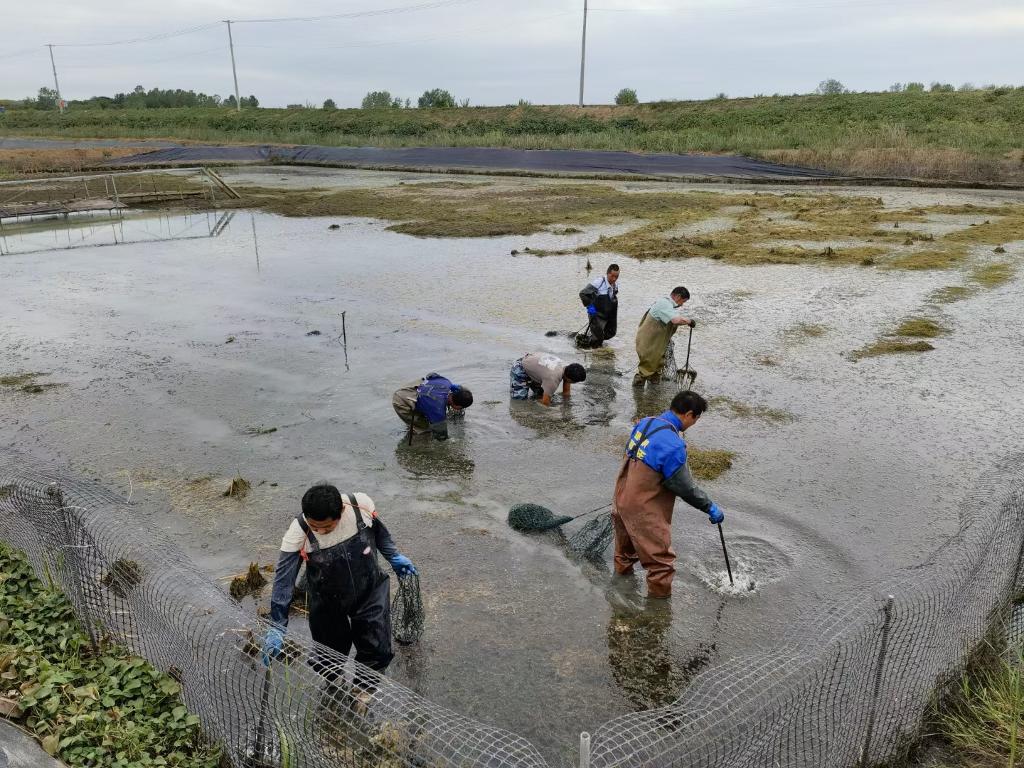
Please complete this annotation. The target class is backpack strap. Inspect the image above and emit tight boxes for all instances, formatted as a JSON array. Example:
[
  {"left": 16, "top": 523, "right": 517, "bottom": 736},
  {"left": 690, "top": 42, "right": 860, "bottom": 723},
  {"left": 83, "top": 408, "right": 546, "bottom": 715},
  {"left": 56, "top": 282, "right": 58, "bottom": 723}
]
[
  {"left": 295, "top": 514, "right": 312, "bottom": 561},
  {"left": 626, "top": 418, "right": 678, "bottom": 461},
  {"left": 346, "top": 494, "right": 368, "bottom": 533}
]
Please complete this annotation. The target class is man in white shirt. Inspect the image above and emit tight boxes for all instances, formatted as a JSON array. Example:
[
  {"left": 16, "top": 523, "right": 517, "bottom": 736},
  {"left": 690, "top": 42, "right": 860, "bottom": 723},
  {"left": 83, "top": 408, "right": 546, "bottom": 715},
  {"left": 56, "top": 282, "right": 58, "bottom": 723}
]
[
  {"left": 262, "top": 484, "right": 416, "bottom": 684},
  {"left": 510, "top": 352, "right": 587, "bottom": 406},
  {"left": 577, "top": 263, "right": 620, "bottom": 348}
]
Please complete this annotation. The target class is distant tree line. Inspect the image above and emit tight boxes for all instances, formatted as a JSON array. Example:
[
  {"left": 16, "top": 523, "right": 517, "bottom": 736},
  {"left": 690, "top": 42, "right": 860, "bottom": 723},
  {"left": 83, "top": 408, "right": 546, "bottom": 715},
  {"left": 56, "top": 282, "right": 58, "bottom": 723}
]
[
  {"left": 16, "top": 85, "right": 258, "bottom": 110},
  {"left": 9, "top": 80, "right": 1021, "bottom": 114}
]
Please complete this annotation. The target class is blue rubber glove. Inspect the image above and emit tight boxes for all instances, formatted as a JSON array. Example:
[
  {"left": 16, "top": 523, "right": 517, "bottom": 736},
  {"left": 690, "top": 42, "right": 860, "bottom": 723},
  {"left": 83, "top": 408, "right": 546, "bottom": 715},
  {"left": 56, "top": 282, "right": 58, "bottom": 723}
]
[
  {"left": 707, "top": 503, "right": 724, "bottom": 524},
  {"left": 261, "top": 628, "right": 283, "bottom": 667},
  {"left": 586, "top": 304, "right": 598, "bottom": 316},
  {"left": 388, "top": 553, "right": 417, "bottom": 577}
]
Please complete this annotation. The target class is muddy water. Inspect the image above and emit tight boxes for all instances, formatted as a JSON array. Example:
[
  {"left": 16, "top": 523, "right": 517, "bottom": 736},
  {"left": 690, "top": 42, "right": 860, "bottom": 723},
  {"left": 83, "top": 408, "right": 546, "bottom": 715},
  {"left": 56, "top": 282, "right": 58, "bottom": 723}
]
[{"left": 2, "top": 185, "right": 1023, "bottom": 765}]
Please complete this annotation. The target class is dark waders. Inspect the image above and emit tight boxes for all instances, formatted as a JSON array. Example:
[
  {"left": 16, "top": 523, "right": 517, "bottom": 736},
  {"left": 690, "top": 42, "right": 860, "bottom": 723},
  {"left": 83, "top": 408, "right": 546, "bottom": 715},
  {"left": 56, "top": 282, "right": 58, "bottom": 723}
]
[
  {"left": 299, "top": 495, "right": 394, "bottom": 686},
  {"left": 580, "top": 292, "right": 619, "bottom": 348}
]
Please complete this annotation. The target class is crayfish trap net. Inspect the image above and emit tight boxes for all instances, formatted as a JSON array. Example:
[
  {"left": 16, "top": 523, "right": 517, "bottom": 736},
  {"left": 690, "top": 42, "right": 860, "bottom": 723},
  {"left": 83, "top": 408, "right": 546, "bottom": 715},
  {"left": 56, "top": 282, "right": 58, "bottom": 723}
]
[{"left": 391, "top": 573, "right": 425, "bottom": 645}]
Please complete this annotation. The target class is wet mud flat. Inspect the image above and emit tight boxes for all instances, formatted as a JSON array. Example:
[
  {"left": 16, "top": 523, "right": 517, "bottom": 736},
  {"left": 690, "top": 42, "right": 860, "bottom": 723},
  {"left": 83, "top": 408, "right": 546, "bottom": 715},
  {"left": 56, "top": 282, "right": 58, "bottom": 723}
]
[{"left": 1, "top": 170, "right": 1023, "bottom": 764}]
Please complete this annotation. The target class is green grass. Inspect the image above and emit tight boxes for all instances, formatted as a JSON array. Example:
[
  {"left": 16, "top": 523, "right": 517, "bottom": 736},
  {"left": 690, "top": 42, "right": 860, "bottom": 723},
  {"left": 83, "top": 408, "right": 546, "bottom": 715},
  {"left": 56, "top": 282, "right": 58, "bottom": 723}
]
[
  {"left": 0, "top": 541, "right": 221, "bottom": 767},
  {"left": 3, "top": 88, "right": 1024, "bottom": 180},
  {"left": 933, "top": 642, "right": 1023, "bottom": 768}
]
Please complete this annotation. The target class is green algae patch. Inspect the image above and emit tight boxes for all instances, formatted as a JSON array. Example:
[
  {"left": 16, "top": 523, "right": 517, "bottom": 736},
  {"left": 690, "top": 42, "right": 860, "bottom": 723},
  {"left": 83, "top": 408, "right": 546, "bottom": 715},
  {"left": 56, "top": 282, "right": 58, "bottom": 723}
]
[
  {"left": 892, "top": 317, "right": 950, "bottom": 338},
  {"left": 689, "top": 449, "right": 736, "bottom": 481},
  {"left": 709, "top": 396, "right": 796, "bottom": 424},
  {"left": 850, "top": 339, "right": 935, "bottom": 361},
  {"left": 783, "top": 322, "right": 828, "bottom": 341},
  {"left": 970, "top": 262, "right": 1017, "bottom": 288},
  {"left": 928, "top": 285, "right": 977, "bottom": 305},
  {"left": 0, "top": 372, "right": 64, "bottom": 394},
  {"left": 229, "top": 181, "right": 1019, "bottom": 273},
  {"left": 887, "top": 247, "right": 968, "bottom": 271}
]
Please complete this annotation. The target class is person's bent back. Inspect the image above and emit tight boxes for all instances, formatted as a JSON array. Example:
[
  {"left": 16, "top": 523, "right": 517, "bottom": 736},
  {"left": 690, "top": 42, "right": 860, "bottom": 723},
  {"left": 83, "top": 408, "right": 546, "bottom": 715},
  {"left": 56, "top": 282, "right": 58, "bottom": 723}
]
[{"left": 392, "top": 372, "right": 473, "bottom": 440}]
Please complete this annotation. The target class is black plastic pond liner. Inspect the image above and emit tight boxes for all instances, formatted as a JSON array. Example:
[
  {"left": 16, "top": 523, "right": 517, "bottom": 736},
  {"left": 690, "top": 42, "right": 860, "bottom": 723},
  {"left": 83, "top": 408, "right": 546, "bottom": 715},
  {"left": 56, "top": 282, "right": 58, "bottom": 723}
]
[{"left": 106, "top": 144, "right": 835, "bottom": 179}]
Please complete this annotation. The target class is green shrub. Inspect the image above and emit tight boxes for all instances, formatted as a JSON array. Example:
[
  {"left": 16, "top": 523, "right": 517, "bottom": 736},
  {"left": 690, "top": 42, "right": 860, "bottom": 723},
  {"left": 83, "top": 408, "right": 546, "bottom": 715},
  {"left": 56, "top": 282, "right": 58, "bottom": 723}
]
[{"left": 615, "top": 88, "right": 639, "bottom": 106}]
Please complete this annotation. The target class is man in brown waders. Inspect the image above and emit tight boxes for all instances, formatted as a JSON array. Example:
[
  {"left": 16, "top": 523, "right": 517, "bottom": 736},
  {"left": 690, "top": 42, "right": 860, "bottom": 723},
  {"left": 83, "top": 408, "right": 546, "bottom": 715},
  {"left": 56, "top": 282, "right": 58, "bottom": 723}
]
[
  {"left": 613, "top": 390, "right": 724, "bottom": 598},
  {"left": 634, "top": 287, "right": 695, "bottom": 387}
]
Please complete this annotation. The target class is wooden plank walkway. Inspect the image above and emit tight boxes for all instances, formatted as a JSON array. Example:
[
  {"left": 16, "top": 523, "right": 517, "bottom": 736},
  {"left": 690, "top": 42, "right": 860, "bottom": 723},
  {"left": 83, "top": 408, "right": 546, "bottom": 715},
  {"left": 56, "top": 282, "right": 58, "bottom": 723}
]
[
  {"left": 0, "top": 190, "right": 207, "bottom": 220},
  {"left": 0, "top": 198, "right": 123, "bottom": 219}
]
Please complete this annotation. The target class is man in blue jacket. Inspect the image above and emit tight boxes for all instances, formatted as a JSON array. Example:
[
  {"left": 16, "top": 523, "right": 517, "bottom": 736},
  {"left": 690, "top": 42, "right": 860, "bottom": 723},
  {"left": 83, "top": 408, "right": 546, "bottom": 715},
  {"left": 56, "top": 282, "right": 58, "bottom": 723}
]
[
  {"left": 613, "top": 390, "right": 725, "bottom": 598},
  {"left": 392, "top": 372, "right": 473, "bottom": 441}
]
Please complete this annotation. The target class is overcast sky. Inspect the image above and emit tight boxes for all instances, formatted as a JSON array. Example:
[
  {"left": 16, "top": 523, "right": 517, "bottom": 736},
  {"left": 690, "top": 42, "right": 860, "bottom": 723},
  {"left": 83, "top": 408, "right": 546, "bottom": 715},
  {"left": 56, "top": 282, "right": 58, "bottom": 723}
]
[{"left": 2, "top": 0, "right": 1021, "bottom": 107}]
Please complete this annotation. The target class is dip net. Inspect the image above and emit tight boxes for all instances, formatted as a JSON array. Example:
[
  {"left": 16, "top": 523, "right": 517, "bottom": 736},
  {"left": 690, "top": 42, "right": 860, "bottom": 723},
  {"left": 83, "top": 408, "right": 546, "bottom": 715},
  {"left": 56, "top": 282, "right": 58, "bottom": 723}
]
[
  {"left": 391, "top": 573, "right": 425, "bottom": 645},
  {"left": 507, "top": 503, "right": 573, "bottom": 532}
]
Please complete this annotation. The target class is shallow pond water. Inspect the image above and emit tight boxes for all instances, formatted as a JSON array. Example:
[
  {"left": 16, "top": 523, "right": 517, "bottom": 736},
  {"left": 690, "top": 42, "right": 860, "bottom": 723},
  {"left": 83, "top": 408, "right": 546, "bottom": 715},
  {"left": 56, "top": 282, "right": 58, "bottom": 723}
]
[{"left": 2, "top": 180, "right": 1023, "bottom": 764}]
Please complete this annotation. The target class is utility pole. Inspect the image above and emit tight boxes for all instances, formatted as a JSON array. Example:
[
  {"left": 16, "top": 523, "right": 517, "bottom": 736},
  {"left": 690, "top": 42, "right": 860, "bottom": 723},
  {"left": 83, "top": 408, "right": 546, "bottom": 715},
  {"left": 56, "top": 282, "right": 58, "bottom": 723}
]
[
  {"left": 47, "top": 44, "right": 64, "bottom": 114},
  {"left": 224, "top": 20, "right": 241, "bottom": 112},
  {"left": 578, "top": 0, "right": 588, "bottom": 107}
]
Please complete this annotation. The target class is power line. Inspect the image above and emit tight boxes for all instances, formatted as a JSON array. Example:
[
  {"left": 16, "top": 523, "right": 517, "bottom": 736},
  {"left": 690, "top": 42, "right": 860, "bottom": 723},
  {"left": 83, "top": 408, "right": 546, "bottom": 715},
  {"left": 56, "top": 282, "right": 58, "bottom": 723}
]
[
  {"left": 50, "top": 22, "right": 220, "bottom": 48},
  {"left": 233, "top": 0, "right": 481, "bottom": 24},
  {"left": 232, "top": 10, "right": 576, "bottom": 51}
]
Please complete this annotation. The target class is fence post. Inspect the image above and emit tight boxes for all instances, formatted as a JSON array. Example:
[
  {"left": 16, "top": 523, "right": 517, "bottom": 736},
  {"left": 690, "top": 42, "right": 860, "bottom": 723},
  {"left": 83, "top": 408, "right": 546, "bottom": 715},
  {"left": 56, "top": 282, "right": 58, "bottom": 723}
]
[
  {"left": 109, "top": 175, "right": 120, "bottom": 208},
  {"left": 47, "top": 482, "right": 100, "bottom": 653},
  {"left": 579, "top": 731, "right": 591, "bottom": 768},
  {"left": 859, "top": 594, "right": 895, "bottom": 767}
]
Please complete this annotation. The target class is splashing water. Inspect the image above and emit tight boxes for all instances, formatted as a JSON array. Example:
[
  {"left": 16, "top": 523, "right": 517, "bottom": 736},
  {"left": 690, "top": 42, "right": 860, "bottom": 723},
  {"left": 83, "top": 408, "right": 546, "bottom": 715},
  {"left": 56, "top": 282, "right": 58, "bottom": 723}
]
[{"left": 695, "top": 561, "right": 759, "bottom": 596}]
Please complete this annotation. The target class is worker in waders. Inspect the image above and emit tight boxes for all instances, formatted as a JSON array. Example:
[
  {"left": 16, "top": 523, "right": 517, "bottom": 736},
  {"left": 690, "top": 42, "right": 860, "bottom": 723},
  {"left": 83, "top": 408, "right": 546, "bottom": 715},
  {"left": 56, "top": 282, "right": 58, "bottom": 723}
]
[
  {"left": 633, "top": 286, "right": 695, "bottom": 388},
  {"left": 577, "top": 264, "right": 620, "bottom": 348},
  {"left": 613, "top": 390, "right": 724, "bottom": 598},
  {"left": 510, "top": 352, "right": 587, "bottom": 406},
  {"left": 263, "top": 484, "right": 416, "bottom": 700},
  {"left": 392, "top": 372, "right": 473, "bottom": 441}
]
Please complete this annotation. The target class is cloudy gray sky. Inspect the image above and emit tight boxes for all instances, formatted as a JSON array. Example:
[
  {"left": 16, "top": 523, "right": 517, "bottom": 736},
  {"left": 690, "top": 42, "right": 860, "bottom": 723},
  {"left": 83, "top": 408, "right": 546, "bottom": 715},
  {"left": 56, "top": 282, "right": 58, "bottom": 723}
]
[{"left": 2, "top": 0, "right": 1021, "bottom": 107}]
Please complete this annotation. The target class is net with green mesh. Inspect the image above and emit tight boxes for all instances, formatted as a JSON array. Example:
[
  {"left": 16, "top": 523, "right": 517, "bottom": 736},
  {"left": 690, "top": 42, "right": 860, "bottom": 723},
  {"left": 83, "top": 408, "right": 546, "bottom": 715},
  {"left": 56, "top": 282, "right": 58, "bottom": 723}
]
[
  {"left": 508, "top": 503, "right": 614, "bottom": 560},
  {"left": 507, "top": 503, "right": 574, "bottom": 532},
  {"left": 567, "top": 515, "right": 614, "bottom": 560}
]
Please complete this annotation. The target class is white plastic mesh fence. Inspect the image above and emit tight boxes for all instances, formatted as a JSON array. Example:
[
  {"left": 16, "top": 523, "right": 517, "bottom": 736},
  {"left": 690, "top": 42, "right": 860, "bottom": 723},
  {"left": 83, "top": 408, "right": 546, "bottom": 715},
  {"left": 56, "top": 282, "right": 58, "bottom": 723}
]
[{"left": 0, "top": 452, "right": 550, "bottom": 768}]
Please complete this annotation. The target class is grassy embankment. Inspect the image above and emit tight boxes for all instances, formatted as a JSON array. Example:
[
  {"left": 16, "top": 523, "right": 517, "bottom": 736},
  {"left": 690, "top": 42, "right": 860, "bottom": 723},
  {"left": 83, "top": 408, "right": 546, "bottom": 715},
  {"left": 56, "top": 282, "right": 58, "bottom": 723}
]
[
  {"left": 2, "top": 89, "right": 1023, "bottom": 181},
  {"left": 0, "top": 540, "right": 221, "bottom": 767}
]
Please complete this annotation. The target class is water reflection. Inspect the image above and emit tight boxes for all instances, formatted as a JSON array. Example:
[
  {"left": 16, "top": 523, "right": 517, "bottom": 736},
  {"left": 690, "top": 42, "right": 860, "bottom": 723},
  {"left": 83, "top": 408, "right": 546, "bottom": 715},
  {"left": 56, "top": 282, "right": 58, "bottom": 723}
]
[
  {"left": 394, "top": 435, "right": 476, "bottom": 478},
  {"left": 605, "top": 595, "right": 725, "bottom": 712},
  {"left": 0, "top": 209, "right": 235, "bottom": 256}
]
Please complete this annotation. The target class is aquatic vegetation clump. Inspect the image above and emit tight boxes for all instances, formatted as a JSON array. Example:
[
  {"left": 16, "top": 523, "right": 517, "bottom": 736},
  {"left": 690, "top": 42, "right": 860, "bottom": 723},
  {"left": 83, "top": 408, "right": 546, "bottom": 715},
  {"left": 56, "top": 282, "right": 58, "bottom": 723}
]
[
  {"left": 689, "top": 449, "right": 736, "bottom": 481},
  {"left": 229, "top": 561, "right": 268, "bottom": 600},
  {"left": 892, "top": 317, "right": 950, "bottom": 338},
  {"left": 850, "top": 340, "right": 935, "bottom": 361}
]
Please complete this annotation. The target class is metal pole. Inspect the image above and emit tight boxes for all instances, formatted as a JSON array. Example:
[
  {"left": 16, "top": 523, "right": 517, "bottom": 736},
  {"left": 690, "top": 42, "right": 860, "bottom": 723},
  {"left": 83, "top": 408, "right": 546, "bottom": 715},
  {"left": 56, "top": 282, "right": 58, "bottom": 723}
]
[
  {"left": 860, "top": 595, "right": 895, "bottom": 767},
  {"left": 250, "top": 213, "right": 260, "bottom": 272},
  {"left": 578, "top": 0, "right": 588, "bottom": 107},
  {"left": 47, "top": 45, "right": 64, "bottom": 114},
  {"left": 579, "top": 731, "right": 591, "bottom": 768},
  {"left": 224, "top": 21, "right": 241, "bottom": 112},
  {"left": 717, "top": 523, "right": 734, "bottom": 586}
]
